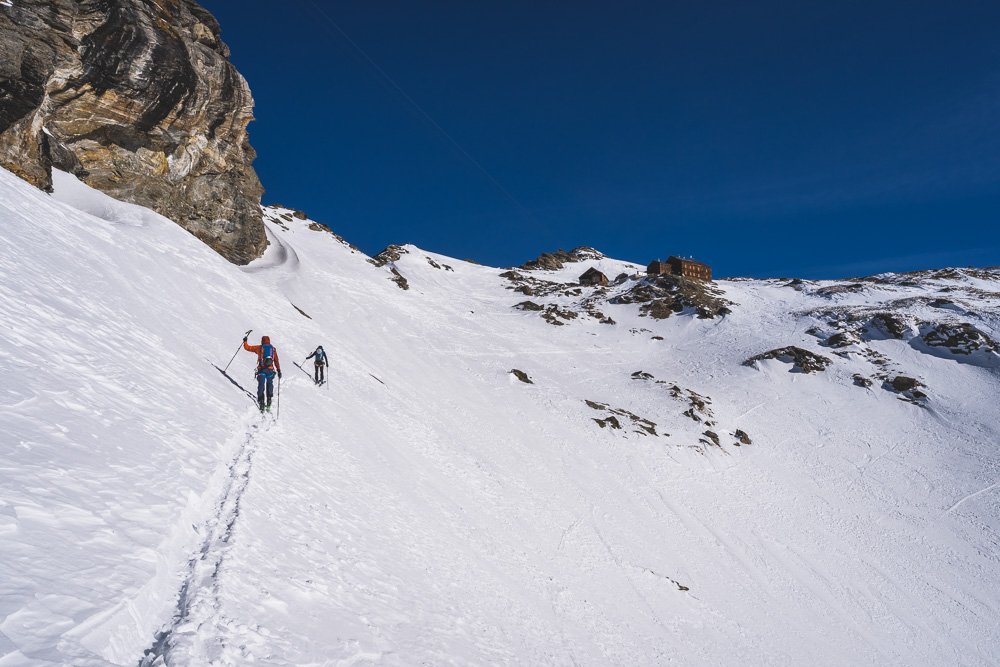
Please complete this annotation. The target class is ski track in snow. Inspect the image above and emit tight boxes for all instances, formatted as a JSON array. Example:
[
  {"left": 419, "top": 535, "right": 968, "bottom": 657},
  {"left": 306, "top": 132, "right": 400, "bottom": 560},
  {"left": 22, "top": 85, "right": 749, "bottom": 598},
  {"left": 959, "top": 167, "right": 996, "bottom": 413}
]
[
  {"left": 139, "top": 416, "right": 271, "bottom": 667},
  {"left": 944, "top": 480, "right": 1000, "bottom": 516}
]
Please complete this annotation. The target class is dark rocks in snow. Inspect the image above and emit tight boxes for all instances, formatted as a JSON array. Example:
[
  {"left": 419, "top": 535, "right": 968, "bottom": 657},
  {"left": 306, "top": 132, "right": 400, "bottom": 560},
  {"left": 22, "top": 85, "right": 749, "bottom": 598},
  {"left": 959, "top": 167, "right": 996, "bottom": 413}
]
[
  {"left": 920, "top": 322, "right": 998, "bottom": 355},
  {"left": 853, "top": 374, "right": 873, "bottom": 388},
  {"left": 859, "top": 267, "right": 999, "bottom": 285},
  {"left": 593, "top": 415, "right": 622, "bottom": 430},
  {"left": 814, "top": 283, "right": 867, "bottom": 298},
  {"left": 510, "top": 369, "right": 533, "bottom": 384},
  {"left": 671, "top": 385, "right": 715, "bottom": 426},
  {"left": 585, "top": 400, "right": 660, "bottom": 437},
  {"left": 822, "top": 331, "right": 860, "bottom": 348},
  {"left": 291, "top": 304, "right": 312, "bottom": 319},
  {"left": 541, "top": 305, "right": 578, "bottom": 326},
  {"left": 866, "top": 313, "right": 909, "bottom": 339},
  {"left": 734, "top": 429, "right": 752, "bottom": 445},
  {"left": 425, "top": 257, "right": 454, "bottom": 271},
  {"left": 631, "top": 371, "right": 654, "bottom": 380},
  {"left": 367, "top": 245, "right": 410, "bottom": 289},
  {"left": 701, "top": 430, "right": 721, "bottom": 447},
  {"left": 369, "top": 244, "right": 409, "bottom": 268},
  {"left": 520, "top": 247, "right": 603, "bottom": 271},
  {"left": 305, "top": 222, "right": 361, "bottom": 253},
  {"left": 782, "top": 278, "right": 816, "bottom": 290},
  {"left": 500, "top": 270, "right": 574, "bottom": 298},
  {"left": 513, "top": 301, "right": 544, "bottom": 312},
  {"left": 744, "top": 346, "right": 832, "bottom": 374},
  {"left": 884, "top": 375, "right": 927, "bottom": 403},
  {"left": 890, "top": 375, "right": 920, "bottom": 392},
  {"left": 610, "top": 274, "right": 733, "bottom": 320},
  {"left": 389, "top": 268, "right": 409, "bottom": 290}
]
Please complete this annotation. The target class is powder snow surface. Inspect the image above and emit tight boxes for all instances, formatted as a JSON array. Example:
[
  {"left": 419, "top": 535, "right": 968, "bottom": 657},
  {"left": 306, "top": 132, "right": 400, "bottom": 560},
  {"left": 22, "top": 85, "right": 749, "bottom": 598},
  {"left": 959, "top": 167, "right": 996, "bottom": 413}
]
[{"left": 0, "top": 167, "right": 998, "bottom": 666}]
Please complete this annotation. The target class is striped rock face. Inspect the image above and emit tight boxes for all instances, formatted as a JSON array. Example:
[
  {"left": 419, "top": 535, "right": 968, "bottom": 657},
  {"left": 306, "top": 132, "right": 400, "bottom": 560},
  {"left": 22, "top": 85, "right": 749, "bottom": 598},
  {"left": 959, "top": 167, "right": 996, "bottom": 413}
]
[{"left": 0, "top": 0, "right": 266, "bottom": 264}]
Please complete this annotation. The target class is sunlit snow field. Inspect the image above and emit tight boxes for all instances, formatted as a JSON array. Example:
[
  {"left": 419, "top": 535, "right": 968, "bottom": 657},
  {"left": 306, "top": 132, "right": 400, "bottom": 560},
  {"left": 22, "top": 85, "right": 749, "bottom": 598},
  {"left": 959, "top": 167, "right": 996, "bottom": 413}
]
[{"left": 1, "top": 167, "right": 998, "bottom": 666}]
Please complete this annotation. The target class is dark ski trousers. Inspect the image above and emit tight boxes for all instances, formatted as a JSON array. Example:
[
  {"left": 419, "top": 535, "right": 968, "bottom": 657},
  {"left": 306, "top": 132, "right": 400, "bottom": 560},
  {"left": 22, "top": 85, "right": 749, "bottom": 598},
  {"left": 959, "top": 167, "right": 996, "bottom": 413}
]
[
  {"left": 256, "top": 372, "right": 275, "bottom": 408},
  {"left": 314, "top": 362, "right": 325, "bottom": 384}
]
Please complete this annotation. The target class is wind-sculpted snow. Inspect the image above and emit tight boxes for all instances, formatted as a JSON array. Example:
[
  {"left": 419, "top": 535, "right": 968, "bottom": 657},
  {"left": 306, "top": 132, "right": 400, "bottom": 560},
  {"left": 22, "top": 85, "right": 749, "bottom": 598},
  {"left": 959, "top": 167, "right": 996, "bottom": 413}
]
[{"left": 1, "top": 166, "right": 999, "bottom": 665}]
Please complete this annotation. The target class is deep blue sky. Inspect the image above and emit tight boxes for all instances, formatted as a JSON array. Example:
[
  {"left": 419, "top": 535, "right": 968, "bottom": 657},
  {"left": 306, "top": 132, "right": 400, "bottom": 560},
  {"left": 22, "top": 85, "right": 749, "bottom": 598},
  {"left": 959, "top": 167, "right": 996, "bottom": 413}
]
[{"left": 202, "top": 0, "right": 1000, "bottom": 277}]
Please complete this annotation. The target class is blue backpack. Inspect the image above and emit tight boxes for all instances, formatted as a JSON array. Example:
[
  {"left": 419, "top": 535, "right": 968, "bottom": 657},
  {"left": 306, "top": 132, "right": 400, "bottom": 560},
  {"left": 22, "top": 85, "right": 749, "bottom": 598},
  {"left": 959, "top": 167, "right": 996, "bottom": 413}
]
[{"left": 259, "top": 344, "right": 276, "bottom": 376}]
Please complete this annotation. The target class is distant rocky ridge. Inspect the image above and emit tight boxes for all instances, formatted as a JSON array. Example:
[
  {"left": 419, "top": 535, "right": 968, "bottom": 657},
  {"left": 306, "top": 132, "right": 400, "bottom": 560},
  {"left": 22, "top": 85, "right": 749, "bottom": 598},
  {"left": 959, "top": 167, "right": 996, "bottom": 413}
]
[
  {"left": 520, "top": 246, "right": 604, "bottom": 271},
  {"left": 0, "top": 0, "right": 265, "bottom": 263}
]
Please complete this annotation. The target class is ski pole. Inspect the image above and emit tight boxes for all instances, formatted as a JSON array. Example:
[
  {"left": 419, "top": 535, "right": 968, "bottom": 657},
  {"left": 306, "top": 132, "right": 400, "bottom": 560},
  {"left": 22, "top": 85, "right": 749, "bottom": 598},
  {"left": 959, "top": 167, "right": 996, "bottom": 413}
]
[
  {"left": 292, "top": 361, "right": 313, "bottom": 379},
  {"left": 223, "top": 329, "right": 253, "bottom": 373},
  {"left": 276, "top": 375, "right": 281, "bottom": 420}
]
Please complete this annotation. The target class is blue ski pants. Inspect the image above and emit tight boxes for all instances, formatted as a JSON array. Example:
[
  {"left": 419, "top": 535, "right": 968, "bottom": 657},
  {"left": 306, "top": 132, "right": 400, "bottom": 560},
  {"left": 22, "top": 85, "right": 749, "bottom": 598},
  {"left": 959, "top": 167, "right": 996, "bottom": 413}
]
[{"left": 256, "top": 372, "right": 275, "bottom": 407}]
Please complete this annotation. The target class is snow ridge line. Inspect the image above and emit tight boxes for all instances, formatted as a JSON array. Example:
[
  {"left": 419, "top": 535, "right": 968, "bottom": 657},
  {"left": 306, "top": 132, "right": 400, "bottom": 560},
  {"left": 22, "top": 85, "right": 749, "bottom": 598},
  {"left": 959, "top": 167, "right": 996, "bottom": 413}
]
[{"left": 138, "top": 418, "right": 271, "bottom": 666}]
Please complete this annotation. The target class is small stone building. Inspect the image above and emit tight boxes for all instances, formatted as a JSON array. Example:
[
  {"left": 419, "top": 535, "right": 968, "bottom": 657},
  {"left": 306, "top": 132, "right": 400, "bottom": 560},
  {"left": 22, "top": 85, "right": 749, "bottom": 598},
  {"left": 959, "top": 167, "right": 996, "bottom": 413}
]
[
  {"left": 579, "top": 267, "right": 609, "bottom": 286},
  {"left": 647, "top": 256, "right": 712, "bottom": 281},
  {"left": 647, "top": 260, "right": 671, "bottom": 276}
]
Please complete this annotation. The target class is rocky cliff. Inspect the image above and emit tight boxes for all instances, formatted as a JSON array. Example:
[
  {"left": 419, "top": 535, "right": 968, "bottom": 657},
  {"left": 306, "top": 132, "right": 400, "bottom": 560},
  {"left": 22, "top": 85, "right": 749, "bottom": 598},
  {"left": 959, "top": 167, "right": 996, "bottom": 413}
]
[{"left": 0, "top": 0, "right": 265, "bottom": 263}]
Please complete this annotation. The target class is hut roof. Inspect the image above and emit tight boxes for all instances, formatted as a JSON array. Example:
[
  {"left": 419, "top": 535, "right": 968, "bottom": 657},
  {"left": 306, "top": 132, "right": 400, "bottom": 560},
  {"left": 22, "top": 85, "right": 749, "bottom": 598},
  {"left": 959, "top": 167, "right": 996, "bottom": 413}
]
[{"left": 668, "top": 255, "right": 709, "bottom": 268}]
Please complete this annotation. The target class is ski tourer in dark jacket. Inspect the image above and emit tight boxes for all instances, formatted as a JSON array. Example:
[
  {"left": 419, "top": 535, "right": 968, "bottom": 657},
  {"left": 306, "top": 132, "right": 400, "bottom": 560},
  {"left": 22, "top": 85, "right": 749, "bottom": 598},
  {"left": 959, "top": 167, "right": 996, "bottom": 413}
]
[{"left": 305, "top": 345, "right": 329, "bottom": 384}]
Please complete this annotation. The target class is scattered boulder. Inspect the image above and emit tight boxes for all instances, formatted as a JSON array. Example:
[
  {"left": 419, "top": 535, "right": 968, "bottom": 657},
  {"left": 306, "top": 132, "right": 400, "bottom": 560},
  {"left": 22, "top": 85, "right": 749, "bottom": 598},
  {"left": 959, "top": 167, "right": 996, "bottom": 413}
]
[
  {"left": 884, "top": 375, "right": 927, "bottom": 403},
  {"left": 852, "top": 374, "right": 873, "bottom": 388},
  {"left": 593, "top": 415, "right": 622, "bottom": 430},
  {"left": 743, "top": 346, "right": 832, "bottom": 374},
  {"left": 513, "top": 301, "right": 544, "bottom": 312},
  {"left": 734, "top": 429, "right": 752, "bottom": 445},
  {"left": 510, "top": 369, "right": 533, "bottom": 384}
]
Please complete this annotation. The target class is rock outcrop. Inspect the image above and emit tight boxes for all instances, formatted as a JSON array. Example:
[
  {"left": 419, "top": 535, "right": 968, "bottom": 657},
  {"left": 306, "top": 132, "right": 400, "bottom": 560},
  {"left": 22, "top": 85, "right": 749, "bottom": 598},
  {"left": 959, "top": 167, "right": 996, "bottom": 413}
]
[
  {"left": 610, "top": 274, "right": 733, "bottom": 319},
  {"left": 520, "top": 247, "right": 603, "bottom": 271},
  {"left": 744, "top": 347, "right": 832, "bottom": 374},
  {"left": 0, "top": 0, "right": 265, "bottom": 263}
]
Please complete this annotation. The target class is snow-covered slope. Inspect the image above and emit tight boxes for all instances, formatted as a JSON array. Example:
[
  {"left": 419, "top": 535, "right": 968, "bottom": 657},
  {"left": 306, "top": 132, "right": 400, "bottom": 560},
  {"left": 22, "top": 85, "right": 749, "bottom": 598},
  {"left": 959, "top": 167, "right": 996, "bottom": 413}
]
[{"left": 1, "top": 166, "right": 998, "bottom": 666}]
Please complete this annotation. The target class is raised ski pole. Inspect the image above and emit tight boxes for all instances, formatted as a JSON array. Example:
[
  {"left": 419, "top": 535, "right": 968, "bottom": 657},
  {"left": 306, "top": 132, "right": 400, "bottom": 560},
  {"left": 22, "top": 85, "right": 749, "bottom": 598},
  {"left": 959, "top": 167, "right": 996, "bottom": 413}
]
[{"left": 223, "top": 329, "right": 253, "bottom": 373}]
